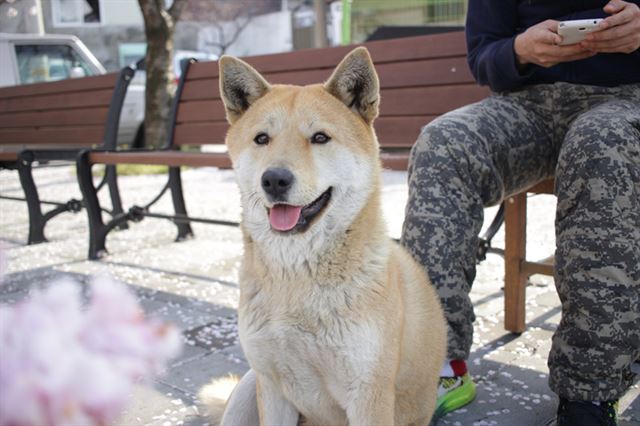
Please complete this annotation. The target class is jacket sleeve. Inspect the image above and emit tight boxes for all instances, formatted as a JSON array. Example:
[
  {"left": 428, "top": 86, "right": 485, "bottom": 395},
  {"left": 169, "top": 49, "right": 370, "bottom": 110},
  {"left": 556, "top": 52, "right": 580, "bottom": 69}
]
[
  {"left": 465, "top": 1, "right": 611, "bottom": 92},
  {"left": 466, "top": 0, "right": 533, "bottom": 92}
]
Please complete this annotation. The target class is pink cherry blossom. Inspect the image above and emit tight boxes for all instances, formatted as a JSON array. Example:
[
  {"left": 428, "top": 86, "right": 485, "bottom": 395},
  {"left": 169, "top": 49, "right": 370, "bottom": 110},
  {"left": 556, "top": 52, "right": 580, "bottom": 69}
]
[{"left": 0, "top": 274, "right": 182, "bottom": 426}]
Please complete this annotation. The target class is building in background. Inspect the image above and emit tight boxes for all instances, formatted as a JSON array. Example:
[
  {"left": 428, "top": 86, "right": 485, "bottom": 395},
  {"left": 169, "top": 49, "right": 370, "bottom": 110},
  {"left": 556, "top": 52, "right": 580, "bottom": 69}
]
[
  {"left": 39, "top": 0, "right": 145, "bottom": 70},
  {"left": 2, "top": 0, "right": 293, "bottom": 70},
  {"left": 0, "top": 0, "right": 44, "bottom": 34}
]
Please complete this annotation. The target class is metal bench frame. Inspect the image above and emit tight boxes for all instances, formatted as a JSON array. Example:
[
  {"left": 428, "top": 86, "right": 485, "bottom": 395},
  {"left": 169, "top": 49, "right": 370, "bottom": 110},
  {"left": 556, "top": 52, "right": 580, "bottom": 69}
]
[{"left": 0, "top": 67, "right": 135, "bottom": 244}]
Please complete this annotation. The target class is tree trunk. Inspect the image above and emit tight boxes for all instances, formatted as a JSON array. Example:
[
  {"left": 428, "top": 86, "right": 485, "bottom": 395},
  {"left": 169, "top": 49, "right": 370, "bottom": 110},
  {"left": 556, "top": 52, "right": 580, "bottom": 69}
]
[
  {"left": 313, "top": 0, "right": 328, "bottom": 48},
  {"left": 144, "top": 23, "right": 175, "bottom": 148},
  {"left": 138, "top": 0, "right": 186, "bottom": 148}
]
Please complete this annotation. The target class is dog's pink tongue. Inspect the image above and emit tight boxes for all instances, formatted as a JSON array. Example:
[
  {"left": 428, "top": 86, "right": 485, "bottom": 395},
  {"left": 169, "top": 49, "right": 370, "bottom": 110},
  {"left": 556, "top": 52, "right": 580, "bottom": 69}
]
[{"left": 269, "top": 205, "right": 302, "bottom": 231}]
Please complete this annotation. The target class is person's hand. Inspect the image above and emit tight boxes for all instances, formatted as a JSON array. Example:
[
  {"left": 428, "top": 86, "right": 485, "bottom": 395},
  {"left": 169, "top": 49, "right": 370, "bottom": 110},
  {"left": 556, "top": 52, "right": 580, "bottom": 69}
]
[
  {"left": 514, "top": 20, "right": 596, "bottom": 68},
  {"left": 580, "top": 0, "right": 640, "bottom": 53}
]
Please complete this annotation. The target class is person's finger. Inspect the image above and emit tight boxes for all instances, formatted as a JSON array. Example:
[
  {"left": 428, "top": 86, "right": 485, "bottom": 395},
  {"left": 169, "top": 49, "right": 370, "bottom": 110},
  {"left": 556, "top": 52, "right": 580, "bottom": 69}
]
[
  {"left": 547, "top": 43, "right": 593, "bottom": 57},
  {"left": 541, "top": 19, "right": 561, "bottom": 33},
  {"left": 602, "top": 1, "right": 640, "bottom": 30},
  {"left": 541, "top": 30, "right": 562, "bottom": 45},
  {"left": 586, "top": 21, "right": 629, "bottom": 41},
  {"left": 583, "top": 37, "right": 626, "bottom": 49},
  {"left": 601, "top": 6, "right": 635, "bottom": 29},
  {"left": 583, "top": 38, "right": 639, "bottom": 53},
  {"left": 583, "top": 20, "right": 640, "bottom": 50},
  {"left": 539, "top": 20, "right": 562, "bottom": 44},
  {"left": 603, "top": 0, "right": 627, "bottom": 15}
]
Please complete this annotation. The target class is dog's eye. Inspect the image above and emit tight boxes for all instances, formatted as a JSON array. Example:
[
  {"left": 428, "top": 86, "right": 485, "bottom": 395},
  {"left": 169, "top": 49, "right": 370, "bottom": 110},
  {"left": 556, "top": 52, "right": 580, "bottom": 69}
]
[
  {"left": 311, "top": 132, "right": 331, "bottom": 144},
  {"left": 254, "top": 133, "right": 270, "bottom": 145}
]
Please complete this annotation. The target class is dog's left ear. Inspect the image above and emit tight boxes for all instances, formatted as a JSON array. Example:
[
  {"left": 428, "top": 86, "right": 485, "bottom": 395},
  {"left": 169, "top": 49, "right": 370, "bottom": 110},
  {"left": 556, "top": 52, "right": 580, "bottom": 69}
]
[
  {"left": 324, "top": 47, "right": 379, "bottom": 124},
  {"left": 219, "top": 56, "right": 271, "bottom": 124}
]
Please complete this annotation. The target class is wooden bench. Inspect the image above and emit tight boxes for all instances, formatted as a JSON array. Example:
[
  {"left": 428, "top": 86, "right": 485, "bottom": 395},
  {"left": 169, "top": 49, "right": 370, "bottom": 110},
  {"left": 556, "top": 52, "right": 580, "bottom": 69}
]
[
  {"left": 76, "top": 31, "right": 554, "bottom": 332},
  {"left": 0, "top": 68, "right": 134, "bottom": 244}
]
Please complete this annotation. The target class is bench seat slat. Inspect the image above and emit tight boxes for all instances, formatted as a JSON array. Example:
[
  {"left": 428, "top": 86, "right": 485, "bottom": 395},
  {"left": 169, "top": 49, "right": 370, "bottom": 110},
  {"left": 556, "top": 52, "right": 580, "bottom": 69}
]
[
  {"left": 0, "top": 151, "right": 19, "bottom": 162},
  {"left": 380, "top": 152, "right": 409, "bottom": 170},
  {"left": 528, "top": 179, "right": 555, "bottom": 194}
]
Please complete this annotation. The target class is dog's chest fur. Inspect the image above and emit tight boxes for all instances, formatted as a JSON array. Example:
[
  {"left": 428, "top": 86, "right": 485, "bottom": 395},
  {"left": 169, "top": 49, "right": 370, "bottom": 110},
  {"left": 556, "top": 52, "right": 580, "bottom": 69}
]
[{"left": 238, "top": 249, "right": 388, "bottom": 424}]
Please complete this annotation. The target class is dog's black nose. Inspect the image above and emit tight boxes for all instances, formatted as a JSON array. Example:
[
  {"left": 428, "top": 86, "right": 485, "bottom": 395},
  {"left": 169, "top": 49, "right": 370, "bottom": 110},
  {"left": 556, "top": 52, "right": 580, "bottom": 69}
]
[{"left": 261, "top": 168, "right": 294, "bottom": 199}]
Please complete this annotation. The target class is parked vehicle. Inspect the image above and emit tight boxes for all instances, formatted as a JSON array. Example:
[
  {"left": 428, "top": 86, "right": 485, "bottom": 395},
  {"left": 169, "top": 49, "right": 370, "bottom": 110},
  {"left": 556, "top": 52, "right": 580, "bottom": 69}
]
[{"left": 0, "top": 33, "right": 144, "bottom": 148}]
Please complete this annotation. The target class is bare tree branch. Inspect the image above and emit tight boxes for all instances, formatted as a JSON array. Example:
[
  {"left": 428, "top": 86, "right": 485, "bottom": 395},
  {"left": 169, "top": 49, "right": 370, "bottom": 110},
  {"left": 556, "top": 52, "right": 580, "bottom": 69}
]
[
  {"left": 168, "top": 0, "right": 188, "bottom": 21},
  {"left": 196, "top": 0, "right": 259, "bottom": 56}
]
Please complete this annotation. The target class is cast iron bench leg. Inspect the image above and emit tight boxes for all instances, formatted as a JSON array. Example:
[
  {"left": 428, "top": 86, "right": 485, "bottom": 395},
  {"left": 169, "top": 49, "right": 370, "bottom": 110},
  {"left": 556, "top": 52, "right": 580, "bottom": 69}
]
[
  {"left": 168, "top": 166, "right": 194, "bottom": 241},
  {"left": 17, "top": 152, "right": 47, "bottom": 244},
  {"left": 105, "top": 164, "right": 128, "bottom": 230},
  {"left": 77, "top": 150, "right": 110, "bottom": 260}
]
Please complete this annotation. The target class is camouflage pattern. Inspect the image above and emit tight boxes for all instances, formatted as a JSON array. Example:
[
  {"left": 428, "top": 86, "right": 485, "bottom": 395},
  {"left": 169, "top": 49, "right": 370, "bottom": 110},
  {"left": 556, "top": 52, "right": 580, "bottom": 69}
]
[{"left": 400, "top": 82, "right": 640, "bottom": 401}]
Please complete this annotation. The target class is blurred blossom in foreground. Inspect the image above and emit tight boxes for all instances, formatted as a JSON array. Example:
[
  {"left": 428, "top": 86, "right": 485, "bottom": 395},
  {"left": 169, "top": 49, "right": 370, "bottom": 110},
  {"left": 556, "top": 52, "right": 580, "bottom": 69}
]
[{"left": 0, "top": 274, "right": 182, "bottom": 426}]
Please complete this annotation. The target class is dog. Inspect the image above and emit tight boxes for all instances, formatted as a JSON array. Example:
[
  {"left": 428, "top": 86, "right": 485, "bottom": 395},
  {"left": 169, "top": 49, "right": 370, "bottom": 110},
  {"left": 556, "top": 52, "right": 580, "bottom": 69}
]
[{"left": 203, "top": 47, "right": 447, "bottom": 425}]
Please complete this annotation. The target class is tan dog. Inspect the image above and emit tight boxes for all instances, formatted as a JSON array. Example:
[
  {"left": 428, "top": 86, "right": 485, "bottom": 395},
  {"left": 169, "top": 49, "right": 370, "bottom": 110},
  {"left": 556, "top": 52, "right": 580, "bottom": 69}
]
[{"left": 206, "top": 47, "right": 446, "bottom": 426}]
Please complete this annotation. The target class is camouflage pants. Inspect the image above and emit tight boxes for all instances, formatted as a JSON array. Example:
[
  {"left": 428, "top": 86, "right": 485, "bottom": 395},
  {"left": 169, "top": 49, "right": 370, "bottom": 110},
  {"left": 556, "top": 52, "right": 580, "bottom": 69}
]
[{"left": 401, "top": 82, "right": 640, "bottom": 401}]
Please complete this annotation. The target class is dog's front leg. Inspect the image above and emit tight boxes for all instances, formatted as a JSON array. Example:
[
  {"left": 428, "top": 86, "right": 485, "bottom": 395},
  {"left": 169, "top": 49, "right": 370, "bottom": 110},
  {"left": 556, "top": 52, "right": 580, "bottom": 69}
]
[
  {"left": 256, "top": 374, "right": 299, "bottom": 426},
  {"left": 220, "top": 369, "right": 260, "bottom": 426},
  {"left": 346, "top": 382, "right": 395, "bottom": 426}
]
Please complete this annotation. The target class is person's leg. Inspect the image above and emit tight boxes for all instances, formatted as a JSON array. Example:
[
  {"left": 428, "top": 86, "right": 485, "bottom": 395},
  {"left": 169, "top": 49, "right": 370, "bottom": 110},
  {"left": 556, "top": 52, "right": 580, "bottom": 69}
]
[
  {"left": 401, "top": 88, "right": 557, "bottom": 360},
  {"left": 550, "top": 88, "right": 640, "bottom": 404}
]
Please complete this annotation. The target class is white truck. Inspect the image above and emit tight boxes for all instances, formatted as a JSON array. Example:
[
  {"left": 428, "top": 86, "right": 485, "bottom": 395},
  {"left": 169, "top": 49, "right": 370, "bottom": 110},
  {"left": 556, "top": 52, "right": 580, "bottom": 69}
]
[{"left": 0, "top": 33, "right": 145, "bottom": 147}]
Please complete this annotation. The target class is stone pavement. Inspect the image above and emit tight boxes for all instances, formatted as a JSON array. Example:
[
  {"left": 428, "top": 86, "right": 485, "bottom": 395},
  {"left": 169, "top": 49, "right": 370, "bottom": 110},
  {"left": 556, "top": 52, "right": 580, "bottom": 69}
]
[{"left": 0, "top": 164, "right": 638, "bottom": 426}]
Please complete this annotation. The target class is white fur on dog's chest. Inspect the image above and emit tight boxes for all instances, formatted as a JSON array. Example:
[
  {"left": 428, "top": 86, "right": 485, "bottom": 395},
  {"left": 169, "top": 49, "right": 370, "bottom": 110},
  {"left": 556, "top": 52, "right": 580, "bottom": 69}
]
[{"left": 239, "top": 285, "right": 382, "bottom": 422}]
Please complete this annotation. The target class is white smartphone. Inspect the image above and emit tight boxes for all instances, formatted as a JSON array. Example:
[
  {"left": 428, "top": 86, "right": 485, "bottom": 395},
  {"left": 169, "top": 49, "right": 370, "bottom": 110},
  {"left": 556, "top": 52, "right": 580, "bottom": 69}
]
[{"left": 557, "top": 18, "right": 603, "bottom": 45}]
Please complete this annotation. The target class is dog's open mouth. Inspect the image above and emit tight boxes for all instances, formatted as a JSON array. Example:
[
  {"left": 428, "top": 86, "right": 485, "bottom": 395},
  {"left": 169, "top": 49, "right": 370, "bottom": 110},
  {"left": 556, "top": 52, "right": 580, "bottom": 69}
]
[{"left": 268, "top": 188, "right": 332, "bottom": 233}]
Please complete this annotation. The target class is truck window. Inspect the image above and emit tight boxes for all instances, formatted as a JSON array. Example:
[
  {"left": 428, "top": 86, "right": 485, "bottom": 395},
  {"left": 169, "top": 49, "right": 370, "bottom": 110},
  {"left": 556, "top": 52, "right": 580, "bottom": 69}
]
[{"left": 14, "top": 44, "right": 95, "bottom": 84}]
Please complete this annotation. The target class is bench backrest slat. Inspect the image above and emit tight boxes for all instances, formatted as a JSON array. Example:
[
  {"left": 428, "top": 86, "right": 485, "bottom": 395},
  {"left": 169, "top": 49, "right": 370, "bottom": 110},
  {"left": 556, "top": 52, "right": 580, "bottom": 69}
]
[
  {"left": 0, "top": 107, "right": 109, "bottom": 128},
  {"left": 171, "top": 31, "right": 489, "bottom": 150},
  {"left": 185, "top": 31, "right": 469, "bottom": 80},
  {"left": 0, "top": 72, "right": 122, "bottom": 148},
  {"left": 0, "top": 73, "right": 119, "bottom": 98}
]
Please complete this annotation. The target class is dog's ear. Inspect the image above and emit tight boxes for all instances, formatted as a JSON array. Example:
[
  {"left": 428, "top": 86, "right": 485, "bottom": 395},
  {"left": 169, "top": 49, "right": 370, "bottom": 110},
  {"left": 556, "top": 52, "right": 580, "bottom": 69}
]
[
  {"left": 324, "top": 47, "right": 379, "bottom": 124},
  {"left": 219, "top": 56, "right": 271, "bottom": 124}
]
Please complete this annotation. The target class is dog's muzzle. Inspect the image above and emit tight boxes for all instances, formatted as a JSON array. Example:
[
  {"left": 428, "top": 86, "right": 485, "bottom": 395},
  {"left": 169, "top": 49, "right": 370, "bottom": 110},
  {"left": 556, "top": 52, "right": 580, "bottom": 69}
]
[{"left": 268, "top": 187, "right": 332, "bottom": 233}]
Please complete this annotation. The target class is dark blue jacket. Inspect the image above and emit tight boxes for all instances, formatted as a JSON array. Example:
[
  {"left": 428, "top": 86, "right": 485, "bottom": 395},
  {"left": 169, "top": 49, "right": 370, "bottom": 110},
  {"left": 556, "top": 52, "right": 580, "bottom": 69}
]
[{"left": 466, "top": 0, "right": 640, "bottom": 92}]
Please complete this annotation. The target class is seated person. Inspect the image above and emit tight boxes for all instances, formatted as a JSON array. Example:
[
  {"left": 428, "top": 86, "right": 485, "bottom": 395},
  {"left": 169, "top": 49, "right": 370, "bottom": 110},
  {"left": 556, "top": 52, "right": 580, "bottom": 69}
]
[{"left": 401, "top": 1, "right": 640, "bottom": 424}]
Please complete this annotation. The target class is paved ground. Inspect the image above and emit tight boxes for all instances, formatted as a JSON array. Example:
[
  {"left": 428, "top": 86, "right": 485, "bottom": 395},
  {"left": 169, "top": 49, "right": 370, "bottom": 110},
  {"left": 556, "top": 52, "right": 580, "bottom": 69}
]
[{"left": 1, "top": 164, "right": 638, "bottom": 426}]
